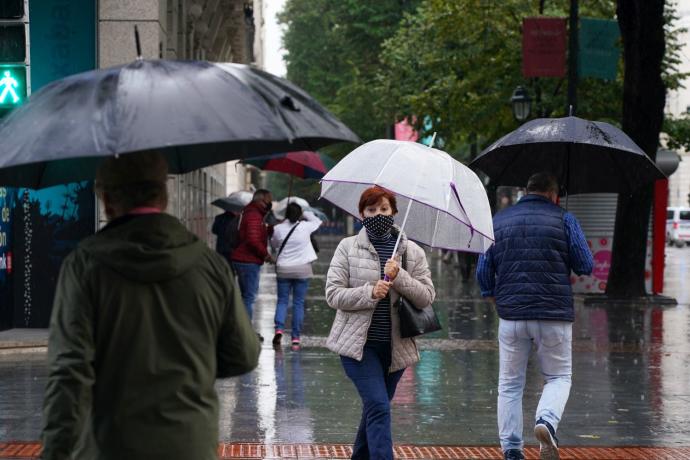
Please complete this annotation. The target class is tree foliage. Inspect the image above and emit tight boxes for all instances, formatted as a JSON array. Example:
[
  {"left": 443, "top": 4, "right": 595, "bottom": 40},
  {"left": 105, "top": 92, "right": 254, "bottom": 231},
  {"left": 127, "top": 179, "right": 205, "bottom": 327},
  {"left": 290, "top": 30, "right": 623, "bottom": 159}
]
[
  {"left": 279, "top": 0, "right": 421, "bottom": 151},
  {"left": 273, "top": 1, "right": 421, "bottom": 201},
  {"left": 661, "top": 3, "right": 690, "bottom": 153},
  {"left": 279, "top": 0, "right": 687, "bottom": 164},
  {"left": 375, "top": 0, "right": 623, "bottom": 160},
  {"left": 664, "top": 115, "right": 690, "bottom": 152}
]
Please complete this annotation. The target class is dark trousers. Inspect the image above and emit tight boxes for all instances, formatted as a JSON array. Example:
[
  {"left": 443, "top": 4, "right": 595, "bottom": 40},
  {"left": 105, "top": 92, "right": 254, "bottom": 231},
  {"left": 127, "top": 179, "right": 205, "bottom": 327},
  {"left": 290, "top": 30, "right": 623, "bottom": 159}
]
[{"left": 340, "top": 341, "right": 405, "bottom": 460}]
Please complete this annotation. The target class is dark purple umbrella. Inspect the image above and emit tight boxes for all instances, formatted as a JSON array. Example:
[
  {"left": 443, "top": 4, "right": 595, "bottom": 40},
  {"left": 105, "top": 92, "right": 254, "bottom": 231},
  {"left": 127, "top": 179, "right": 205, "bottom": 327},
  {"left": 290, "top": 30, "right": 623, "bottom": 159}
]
[{"left": 469, "top": 116, "right": 665, "bottom": 194}]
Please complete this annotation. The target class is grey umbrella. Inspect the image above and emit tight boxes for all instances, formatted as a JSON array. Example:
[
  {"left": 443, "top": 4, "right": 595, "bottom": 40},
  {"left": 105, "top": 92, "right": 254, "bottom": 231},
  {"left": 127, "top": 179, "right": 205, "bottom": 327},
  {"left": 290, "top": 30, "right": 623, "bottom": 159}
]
[
  {"left": 0, "top": 60, "right": 360, "bottom": 189},
  {"left": 469, "top": 116, "right": 665, "bottom": 195}
]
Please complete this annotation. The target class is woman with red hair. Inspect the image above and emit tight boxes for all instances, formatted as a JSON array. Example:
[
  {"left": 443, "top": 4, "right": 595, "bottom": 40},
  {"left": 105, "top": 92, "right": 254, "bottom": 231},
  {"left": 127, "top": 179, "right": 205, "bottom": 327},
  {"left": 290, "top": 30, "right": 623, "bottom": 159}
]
[{"left": 325, "top": 186, "right": 436, "bottom": 460}]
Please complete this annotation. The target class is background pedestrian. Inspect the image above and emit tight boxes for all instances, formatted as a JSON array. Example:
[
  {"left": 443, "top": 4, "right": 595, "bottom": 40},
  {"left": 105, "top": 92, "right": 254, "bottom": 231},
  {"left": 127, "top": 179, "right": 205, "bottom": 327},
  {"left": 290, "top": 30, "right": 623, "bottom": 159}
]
[
  {"left": 270, "top": 202, "right": 322, "bottom": 349},
  {"left": 212, "top": 209, "right": 240, "bottom": 265},
  {"left": 231, "top": 189, "right": 275, "bottom": 341}
]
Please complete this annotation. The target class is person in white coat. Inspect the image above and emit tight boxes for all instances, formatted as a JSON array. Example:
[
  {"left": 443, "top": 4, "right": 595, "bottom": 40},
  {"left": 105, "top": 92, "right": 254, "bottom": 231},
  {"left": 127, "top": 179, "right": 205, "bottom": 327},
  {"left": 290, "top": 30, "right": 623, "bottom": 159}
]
[{"left": 270, "top": 202, "right": 322, "bottom": 348}]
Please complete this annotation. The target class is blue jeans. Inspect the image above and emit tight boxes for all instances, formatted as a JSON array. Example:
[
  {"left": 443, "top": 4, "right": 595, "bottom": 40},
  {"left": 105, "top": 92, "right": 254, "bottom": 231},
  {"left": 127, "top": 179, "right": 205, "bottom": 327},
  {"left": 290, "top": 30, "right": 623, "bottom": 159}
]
[
  {"left": 232, "top": 262, "right": 262, "bottom": 320},
  {"left": 274, "top": 277, "right": 309, "bottom": 339},
  {"left": 497, "top": 319, "right": 572, "bottom": 452},
  {"left": 340, "top": 342, "right": 405, "bottom": 460}
]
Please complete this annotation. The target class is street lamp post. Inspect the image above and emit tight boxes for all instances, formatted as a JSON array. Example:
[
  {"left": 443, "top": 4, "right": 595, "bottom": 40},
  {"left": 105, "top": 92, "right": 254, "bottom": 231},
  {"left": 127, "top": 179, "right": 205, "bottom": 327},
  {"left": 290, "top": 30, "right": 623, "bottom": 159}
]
[
  {"left": 567, "top": 0, "right": 579, "bottom": 115},
  {"left": 511, "top": 86, "right": 532, "bottom": 122}
]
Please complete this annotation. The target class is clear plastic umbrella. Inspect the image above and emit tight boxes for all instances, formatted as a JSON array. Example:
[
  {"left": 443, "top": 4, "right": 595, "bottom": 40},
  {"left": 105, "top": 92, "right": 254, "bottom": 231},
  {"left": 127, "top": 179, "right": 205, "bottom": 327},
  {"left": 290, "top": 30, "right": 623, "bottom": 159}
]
[
  {"left": 320, "top": 139, "right": 494, "bottom": 254},
  {"left": 211, "top": 190, "right": 252, "bottom": 213},
  {"left": 273, "top": 196, "right": 310, "bottom": 219},
  {"left": 273, "top": 196, "right": 328, "bottom": 222}
]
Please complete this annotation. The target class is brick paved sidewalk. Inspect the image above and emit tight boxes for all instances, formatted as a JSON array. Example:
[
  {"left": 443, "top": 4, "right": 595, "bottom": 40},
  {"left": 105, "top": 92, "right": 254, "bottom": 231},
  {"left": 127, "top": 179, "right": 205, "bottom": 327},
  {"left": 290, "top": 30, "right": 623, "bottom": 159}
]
[{"left": 3, "top": 442, "right": 690, "bottom": 459}]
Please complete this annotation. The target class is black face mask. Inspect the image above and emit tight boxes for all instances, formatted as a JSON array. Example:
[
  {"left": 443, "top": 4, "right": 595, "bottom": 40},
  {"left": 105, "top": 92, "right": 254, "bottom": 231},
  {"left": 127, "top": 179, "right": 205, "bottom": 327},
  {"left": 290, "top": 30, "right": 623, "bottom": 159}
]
[
  {"left": 264, "top": 201, "right": 272, "bottom": 211},
  {"left": 362, "top": 214, "right": 395, "bottom": 237}
]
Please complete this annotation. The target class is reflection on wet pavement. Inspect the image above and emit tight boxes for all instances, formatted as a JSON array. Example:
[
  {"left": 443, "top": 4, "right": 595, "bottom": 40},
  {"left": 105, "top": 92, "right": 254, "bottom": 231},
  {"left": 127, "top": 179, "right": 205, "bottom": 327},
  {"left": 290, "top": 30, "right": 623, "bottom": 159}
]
[{"left": 1, "top": 239, "right": 689, "bottom": 448}]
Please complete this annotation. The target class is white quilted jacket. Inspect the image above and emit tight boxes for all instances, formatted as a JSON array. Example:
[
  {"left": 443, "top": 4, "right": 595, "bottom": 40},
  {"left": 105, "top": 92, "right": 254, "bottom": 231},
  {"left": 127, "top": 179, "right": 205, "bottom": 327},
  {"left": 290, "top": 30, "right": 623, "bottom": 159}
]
[{"left": 325, "top": 228, "right": 436, "bottom": 372}]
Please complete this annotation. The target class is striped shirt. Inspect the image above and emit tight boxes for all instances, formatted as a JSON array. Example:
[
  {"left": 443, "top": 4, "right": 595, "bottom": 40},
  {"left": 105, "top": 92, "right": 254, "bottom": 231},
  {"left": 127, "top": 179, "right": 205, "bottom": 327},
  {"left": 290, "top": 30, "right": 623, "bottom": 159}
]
[{"left": 367, "top": 231, "right": 396, "bottom": 342}]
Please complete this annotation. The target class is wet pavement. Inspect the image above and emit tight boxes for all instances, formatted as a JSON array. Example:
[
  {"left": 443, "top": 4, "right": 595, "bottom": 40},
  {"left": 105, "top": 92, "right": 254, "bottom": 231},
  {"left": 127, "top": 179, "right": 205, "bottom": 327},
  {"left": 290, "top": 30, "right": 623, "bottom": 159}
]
[{"left": 1, "top": 238, "right": 689, "bottom": 453}]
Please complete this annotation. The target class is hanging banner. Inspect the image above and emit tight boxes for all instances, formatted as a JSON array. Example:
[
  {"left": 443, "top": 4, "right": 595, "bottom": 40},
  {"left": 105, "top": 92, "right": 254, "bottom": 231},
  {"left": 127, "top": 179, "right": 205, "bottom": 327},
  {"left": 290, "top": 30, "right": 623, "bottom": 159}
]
[
  {"left": 522, "top": 17, "right": 567, "bottom": 78},
  {"left": 394, "top": 117, "right": 444, "bottom": 148},
  {"left": 579, "top": 17, "right": 620, "bottom": 81},
  {"left": 394, "top": 118, "right": 419, "bottom": 142}
]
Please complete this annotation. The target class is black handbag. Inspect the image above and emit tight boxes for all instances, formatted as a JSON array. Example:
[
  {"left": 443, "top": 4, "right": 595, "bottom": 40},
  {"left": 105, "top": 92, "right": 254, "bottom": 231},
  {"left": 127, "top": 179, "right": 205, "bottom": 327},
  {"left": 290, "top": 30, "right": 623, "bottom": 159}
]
[{"left": 396, "top": 250, "right": 442, "bottom": 338}]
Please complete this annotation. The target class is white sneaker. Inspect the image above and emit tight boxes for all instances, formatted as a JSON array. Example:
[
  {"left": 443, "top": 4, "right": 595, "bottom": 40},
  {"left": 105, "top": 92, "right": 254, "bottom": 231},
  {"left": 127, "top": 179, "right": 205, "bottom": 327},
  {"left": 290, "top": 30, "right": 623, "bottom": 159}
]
[{"left": 534, "top": 421, "right": 559, "bottom": 460}]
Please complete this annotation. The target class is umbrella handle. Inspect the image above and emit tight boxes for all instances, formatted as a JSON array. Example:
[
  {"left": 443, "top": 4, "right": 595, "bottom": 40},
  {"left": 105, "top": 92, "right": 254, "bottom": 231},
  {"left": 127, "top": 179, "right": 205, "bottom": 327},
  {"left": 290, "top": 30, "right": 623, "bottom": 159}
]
[
  {"left": 428, "top": 132, "right": 437, "bottom": 148},
  {"left": 384, "top": 199, "right": 413, "bottom": 282}
]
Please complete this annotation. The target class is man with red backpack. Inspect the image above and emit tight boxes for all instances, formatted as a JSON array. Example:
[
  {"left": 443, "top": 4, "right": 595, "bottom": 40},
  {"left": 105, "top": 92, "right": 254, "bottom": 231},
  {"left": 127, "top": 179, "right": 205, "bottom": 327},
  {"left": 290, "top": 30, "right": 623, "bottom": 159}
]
[{"left": 231, "top": 189, "right": 275, "bottom": 340}]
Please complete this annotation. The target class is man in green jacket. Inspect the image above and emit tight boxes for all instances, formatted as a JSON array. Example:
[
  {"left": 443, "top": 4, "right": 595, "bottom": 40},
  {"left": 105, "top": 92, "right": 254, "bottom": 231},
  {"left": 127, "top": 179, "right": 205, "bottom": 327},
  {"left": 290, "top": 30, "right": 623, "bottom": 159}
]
[{"left": 42, "top": 152, "right": 261, "bottom": 460}]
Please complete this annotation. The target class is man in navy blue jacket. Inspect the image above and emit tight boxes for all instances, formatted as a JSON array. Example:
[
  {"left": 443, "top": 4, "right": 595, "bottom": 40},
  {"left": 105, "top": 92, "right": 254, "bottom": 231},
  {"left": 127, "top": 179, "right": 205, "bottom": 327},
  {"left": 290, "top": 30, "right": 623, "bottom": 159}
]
[{"left": 477, "top": 172, "right": 593, "bottom": 460}]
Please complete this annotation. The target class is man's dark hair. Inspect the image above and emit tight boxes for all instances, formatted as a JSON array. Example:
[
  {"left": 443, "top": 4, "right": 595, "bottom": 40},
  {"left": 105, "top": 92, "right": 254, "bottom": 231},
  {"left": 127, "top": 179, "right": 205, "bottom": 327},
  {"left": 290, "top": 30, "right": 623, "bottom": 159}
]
[
  {"left": 95, "top": 151, "right": 169, "bottom": 212},
  {"left": 252, "top": 189, "right": 271, "bottom": 201},
  {"left": 526, "top": 172, "right": 559, "bottom": 195},
  {"left": 285, "top": 202, "right": 302, "bottom": 223}
]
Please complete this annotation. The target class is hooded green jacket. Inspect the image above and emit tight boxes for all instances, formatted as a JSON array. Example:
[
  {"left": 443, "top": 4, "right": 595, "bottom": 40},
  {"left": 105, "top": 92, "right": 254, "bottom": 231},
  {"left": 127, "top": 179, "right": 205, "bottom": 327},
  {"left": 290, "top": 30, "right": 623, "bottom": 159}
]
[{"left": 42, "top": 213, "right": 261, "bottom": 460}]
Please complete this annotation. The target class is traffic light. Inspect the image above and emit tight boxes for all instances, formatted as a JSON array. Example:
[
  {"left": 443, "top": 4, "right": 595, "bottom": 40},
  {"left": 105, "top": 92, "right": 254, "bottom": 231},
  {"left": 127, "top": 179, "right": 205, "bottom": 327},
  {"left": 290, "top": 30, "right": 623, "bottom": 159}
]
[
  {"left": 0, "top": 0, "right": 23, "bottom": 19},
  {"left": 0, "top": 0, "right": 27, "bottom": 111}
]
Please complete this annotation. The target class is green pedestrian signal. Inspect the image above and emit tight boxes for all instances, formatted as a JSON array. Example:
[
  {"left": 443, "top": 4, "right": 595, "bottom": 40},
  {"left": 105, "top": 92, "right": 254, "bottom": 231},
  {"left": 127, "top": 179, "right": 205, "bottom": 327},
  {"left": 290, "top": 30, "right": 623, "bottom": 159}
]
[
  {"left": 0, "top": 71, "right": 20, "bottom": 104},
  {"left": 0, "top": 66, "right": 25, "bottom": 108}
]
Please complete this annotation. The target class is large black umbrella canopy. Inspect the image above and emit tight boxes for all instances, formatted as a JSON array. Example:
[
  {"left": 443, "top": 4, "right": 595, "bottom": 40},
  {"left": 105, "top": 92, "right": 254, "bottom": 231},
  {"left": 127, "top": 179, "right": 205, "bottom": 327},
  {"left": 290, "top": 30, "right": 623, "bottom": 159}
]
[
  {"left": 0, "top": 59, "right": 360, "bottom": 189},
  {"left": 469, "top": 116, "right": 665, "bottom": 195}
]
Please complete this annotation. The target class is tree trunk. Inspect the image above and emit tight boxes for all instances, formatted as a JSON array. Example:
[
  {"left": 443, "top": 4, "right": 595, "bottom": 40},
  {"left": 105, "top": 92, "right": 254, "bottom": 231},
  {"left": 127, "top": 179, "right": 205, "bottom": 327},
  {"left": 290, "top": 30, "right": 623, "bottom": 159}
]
[{"left": 606, "top": 0, "right": 666, "bottom": 297}]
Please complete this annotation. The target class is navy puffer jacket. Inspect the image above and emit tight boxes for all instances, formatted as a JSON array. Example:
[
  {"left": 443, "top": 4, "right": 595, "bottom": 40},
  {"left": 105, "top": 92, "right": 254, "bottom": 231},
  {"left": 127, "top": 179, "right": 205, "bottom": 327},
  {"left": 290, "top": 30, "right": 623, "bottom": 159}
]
[{"left": 491, "top": 195, "right": 574, "bottom": 321}]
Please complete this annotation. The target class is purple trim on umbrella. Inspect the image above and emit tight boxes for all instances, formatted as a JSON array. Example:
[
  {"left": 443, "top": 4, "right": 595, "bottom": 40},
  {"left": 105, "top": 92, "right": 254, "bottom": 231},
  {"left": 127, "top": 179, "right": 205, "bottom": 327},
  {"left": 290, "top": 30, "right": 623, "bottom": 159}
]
[
  {"left": 320, "top": 178, "right": 495, "bottom": 244},
  {"left": 450, "top": 181, "right": 476, "bottom": 248}
]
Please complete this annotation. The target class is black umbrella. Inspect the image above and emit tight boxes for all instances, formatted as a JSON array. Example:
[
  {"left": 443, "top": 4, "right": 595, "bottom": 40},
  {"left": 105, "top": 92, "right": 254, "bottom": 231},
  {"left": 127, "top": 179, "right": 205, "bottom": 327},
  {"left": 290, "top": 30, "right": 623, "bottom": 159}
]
[
  {"left": 469, "top": 116, "right": 665, "bottom": 195},
  {"left": 0, "top": 60, "right": 360, "bottom": 189}
]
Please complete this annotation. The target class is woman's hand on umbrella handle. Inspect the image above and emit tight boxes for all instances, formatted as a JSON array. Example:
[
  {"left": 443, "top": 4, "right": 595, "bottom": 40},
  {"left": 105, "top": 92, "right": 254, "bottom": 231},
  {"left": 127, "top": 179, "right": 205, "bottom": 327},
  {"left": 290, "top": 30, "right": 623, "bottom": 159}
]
[
  {"left": 371, "top": 280, "right": 391, "bottom": 299},
  {"left": 384, "top": 259, "right": 400, "bottom": 281}
]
